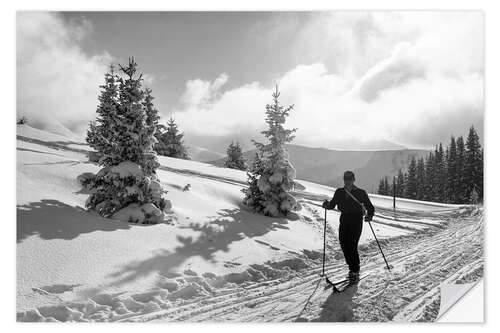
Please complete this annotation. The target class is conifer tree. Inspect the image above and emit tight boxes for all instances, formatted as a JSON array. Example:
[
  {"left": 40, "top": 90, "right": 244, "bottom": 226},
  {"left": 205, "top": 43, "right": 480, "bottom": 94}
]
[
  {"left": 377, "top": 178, "right": 387, "bottom": 195},
  {"left": 378, "top": 177, "right": 390, "bottom": 195},
  {"left": 375, "top": 126, "right": 482, "bottom": 204},
  {"left": 444, "top": 146, "right": 450, "bottom": 202},
  {"left": 416, "top": 157, "right": 426, "bottom": 200},
  {"left": 109, "top": 58, "right": 160, "bottom": 175},
  {"left": 438, "top": 143, "right": 447, "bottom": 202},
  {"left": 86, "top": 64, "right": 119, "bottom": 164},
  {"left": 428, "top": 146, "right": 440, "bottom": 201},
  {"left": 405, "top": 157, "right": 418, "bottom": 199},
  {"left": 390, "top": 177, "right": 396, "bottom": 197},
  {"left": 456, "top": 135, "right": 467, "bottom": 203},
  {"left": 155, "top": 118, "right": 190, "bottom": 159},
  {"left": 445, "top": 136, "right": 458, "bottom": 203},
  {"left": 423, "top": 151, "right": 435, "bottom": 201},
  {"left": 478, "top": 147, "right": 484, "bottom": 197},
  {"left": 469, "top": 186, "right": 479, "bottom": 204},
  {"left": 243, "top": 86, "right": 298, "bottom": 217},
  {"left": 85, "top": 58, "right": 169, "bottom": 223},
  {"left": 432, "top": 144, "right": 446, "bottom": 202},
  {"left": 384, "top": 177, "right": 390, "bottom": 195},
  {"left": 464, "top": 126, "right": 483, "bottom": 201},
  {"left": 396, "top": 169, "right": 405, "bottom": 197},
  {"left": 143, "top": 88, "right": 160, "bottom": 137},
  {"left": 224, "top": 141, "right": 247, "bottom": 170},
  {"left": 244, "top": 151, "right": 266, "bottom": 207}
]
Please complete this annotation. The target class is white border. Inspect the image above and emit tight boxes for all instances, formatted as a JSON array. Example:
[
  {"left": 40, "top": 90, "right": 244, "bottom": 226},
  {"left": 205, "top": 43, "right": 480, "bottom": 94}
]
[{"left": 2, "top": 1, "right": 496, "bottom": 332}]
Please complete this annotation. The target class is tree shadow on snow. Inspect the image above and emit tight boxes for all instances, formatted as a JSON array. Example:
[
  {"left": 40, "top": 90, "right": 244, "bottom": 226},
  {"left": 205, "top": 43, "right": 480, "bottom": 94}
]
[
  {"left": 315, "top": 284, "right": 359, "bottom": 322},
  {"left": 107, "top": 207, "right": 295, "bottom": 286},
  {"left": 17, "top": 199, "right": 131, "bottom": 243}
]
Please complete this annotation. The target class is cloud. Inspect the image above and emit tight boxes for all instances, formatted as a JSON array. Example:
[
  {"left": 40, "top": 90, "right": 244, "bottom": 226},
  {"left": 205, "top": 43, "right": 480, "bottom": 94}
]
[
  {"left": 353, "top": 43, "right": 427, "bottom": 102},
  {"left": 17, "top": 12, "right": 483, "bottom": 150},
  {"left": 17, "top": 12, "right": 111, "bottom": 136},
  {"left": 179, "top": 73, "right": 229, "bottom": 109},
  {"left": 175, "top": 78, "right": 269, "bottom": 138},
  {"left": 142, "top": 73, "right": 156, "bottom": 86},
  {"left": 172, "top": 12, "right": 483, "bottom": 150}
]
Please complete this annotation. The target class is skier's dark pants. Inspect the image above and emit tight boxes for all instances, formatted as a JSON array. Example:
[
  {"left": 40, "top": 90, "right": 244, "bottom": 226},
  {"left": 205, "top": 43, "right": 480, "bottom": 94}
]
[{"left": 338, "top": 213, "right": 363, "bottom": 273}]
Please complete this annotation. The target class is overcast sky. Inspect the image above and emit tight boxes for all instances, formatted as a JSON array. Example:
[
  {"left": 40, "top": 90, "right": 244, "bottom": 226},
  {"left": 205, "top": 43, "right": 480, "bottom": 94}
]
[{"left": 17, "top": 11, "right": 484, "bottom": 151}]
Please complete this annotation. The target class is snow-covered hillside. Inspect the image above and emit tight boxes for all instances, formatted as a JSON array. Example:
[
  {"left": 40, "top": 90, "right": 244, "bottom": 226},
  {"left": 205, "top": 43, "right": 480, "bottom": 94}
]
[{"left": 16, "top": 125, "right": 482, "bottom": 322}]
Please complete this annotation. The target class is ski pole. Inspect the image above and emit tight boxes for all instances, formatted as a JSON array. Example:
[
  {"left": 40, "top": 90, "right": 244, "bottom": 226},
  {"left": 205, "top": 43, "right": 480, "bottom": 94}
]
[
  {"left": 322, "top": 208, "right": 327, "bottom": 276},
  {"left": 367, "top": 220, "right": 392, "bottom": 271}
]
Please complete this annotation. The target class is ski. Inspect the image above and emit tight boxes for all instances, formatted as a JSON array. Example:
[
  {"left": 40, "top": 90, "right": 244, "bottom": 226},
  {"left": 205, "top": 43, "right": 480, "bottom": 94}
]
[
  {"left": 323, "top": 276, "right": 349, "bottom": 291},
  {"left": 334, "top": 280, "right": 357, "bottom": 293},
  {"left": 324, "top": 273, "right": 371, "bottom": 293},
  {"left": 334, "top": 273, "right": 371, "bottom": 293}
]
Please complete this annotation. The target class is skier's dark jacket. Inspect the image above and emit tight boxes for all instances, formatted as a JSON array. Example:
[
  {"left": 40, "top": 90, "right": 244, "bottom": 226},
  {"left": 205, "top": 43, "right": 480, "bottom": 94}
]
[{"left": 323, "top": 186, "right": 375, "bottom": 219}]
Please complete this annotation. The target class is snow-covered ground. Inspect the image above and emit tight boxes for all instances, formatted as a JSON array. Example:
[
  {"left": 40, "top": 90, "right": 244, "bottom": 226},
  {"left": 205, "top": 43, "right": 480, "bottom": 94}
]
[{"left": 16, "top": 125, "right": 483, "bottom": 322}]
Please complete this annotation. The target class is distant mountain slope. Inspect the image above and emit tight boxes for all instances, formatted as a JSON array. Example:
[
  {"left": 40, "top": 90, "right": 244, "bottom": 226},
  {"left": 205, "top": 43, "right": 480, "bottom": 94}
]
[
  {"left": 18, "top": 121, "right": 84, "bottom": 142},
  {"left": 210, "top": 144, "right": 429, "bottom": 193},
  {"left": 330, "top": 149, "right": 430, "bottom": 192},
  {"left": 188, "top": 146, "right": 226, "bottom": 162}
]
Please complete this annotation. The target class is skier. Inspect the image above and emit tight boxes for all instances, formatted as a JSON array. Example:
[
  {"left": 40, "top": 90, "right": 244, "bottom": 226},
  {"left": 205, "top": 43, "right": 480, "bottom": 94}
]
[{"left": 322, "top": 170, "right": 374, "bottom": 282}]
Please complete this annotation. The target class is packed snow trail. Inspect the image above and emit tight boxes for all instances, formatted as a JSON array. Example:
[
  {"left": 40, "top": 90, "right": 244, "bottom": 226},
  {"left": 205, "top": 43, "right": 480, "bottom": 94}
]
[{"left": 126, "top": 206, "right": 481, "bottom": 322}]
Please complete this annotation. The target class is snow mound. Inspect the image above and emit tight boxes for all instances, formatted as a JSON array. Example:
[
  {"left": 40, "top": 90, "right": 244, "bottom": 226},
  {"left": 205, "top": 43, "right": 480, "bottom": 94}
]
[
  {"left": 109, "top": 161, "right": 143, "bottom": 178},
  {"left": 112, "top": 203, "right": 165, "bottom": 224},
  {"left": 17, "top": 254, "right": 316, "bottom": 322}
]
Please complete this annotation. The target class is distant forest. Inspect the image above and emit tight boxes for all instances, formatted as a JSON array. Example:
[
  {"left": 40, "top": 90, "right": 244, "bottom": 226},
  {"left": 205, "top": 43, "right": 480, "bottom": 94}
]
[{"left": 377, "top": 126, "right": 483, "bottom": 204}]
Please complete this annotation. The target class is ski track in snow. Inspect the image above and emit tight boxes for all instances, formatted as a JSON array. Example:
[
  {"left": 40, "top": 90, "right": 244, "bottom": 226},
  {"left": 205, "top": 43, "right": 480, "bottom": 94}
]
[
  {"left": 18, "top": 204, "right": 483, "bottom": 323},
  {"left": 16, "top": 125, "right": 483, "bottom": 322},
  {"left": 139, "top": 207, "right": 483, "bottom": 323}
]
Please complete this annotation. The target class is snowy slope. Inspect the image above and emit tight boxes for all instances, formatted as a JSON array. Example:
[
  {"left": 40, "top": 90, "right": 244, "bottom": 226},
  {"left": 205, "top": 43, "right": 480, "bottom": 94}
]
[{"left": 16, "top": 125, "right": 481, "bottom": 322}]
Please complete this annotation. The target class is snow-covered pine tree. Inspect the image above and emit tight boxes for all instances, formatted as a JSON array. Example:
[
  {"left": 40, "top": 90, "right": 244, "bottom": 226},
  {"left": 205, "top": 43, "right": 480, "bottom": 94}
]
[
  {"left": 429, "top": 145, "right": 442, "bottom": 201},
  {"left": 446, "top": 136, "right": 458, "bottom": 203},
  {"left": 224, "top": 141, "right": 247, "bottom": 170},
  {"left": 244, "top": 151, "right": 266, "bottom": 208},
  {"left": 85, "top": 58, "right": 170, "bottom": 224},
  {"left": 378, "top": 127, "right": 481, "bottom": 204},
  {"left": 455, "top": 136, "right": 466, "bottom": 203},
  {"left": 444, "top": 146, "right": 450, "bottom": 202},
  {"left": 416, "top": 157, "right": 426, "bottom": 200},
  {"left": 464, "top": 126, "right": 483, "bottom": 201},
  {"left": 405, "top": 156, "right": 418, "bottom": 199},
  {"left": 424, "top": 151, "right": 435, "bottom": 201},
  {"left": 243, "top": 86, "right": 298, "bottom": 217},
  {"left": 86, "top": 64, "right": 119, "bottom": 164},
  {"left": 143, "top": 87, "right": 160, "bottom": 140},
  {"left": 154, "top": 118, "right": 190, "bottom": 159},
  {"left": 436, "top": 143, "right": 447, "bottom": 202}
]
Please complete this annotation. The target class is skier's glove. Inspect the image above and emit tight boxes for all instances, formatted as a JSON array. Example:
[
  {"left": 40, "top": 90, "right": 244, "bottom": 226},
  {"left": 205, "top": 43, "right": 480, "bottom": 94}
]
[
  {"left": 322, "top": 200, "right": 329, "bottom": 209},
  {"left": 364, "top": 215, "right": 372, "bottom": 222}
]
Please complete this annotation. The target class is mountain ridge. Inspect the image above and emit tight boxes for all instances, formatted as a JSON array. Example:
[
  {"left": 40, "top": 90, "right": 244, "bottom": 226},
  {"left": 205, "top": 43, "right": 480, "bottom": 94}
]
[{"left": 209, "top": 144, "right": 430, "bottom": 193}]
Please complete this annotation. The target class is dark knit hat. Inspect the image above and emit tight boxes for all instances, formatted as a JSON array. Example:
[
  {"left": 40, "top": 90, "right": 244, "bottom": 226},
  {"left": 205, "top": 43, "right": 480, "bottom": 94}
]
[{"left": 343, "top": 170, "right": 355, "bottom": 180}]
